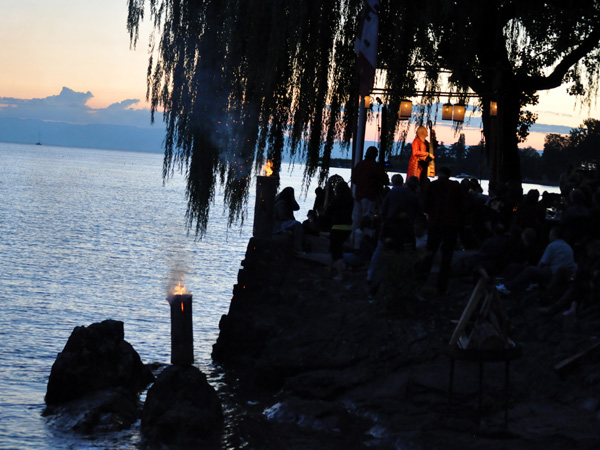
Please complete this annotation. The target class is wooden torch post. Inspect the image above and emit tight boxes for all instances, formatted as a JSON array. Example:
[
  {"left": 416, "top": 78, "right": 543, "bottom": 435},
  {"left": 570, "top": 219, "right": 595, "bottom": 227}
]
[
  {"left": 253, "top": 175, "right": 278, "bottom": 239},
  {"left": 167, "top": 293, "right": 194, "bottom": 365}
]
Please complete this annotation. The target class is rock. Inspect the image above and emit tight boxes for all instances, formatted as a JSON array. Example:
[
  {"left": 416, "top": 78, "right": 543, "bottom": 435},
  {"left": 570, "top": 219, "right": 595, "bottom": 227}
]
[
  {"left": 43, "top": 387, "right": 140, "bottom": 434},
  {"left": 262, "top": 397, "right": 371, "bottom": 442},
  {"left": 44, "top": 320, "right": 154, "bottom": 434},
  {"left": 285, "top": 363, "right": 375, "bottom": 399},
  {"left": 45, "top": 320, "right": 154, "bottom": 405},
  {"left": 141, "top": 365, "right": 223, "bottom": 448}
]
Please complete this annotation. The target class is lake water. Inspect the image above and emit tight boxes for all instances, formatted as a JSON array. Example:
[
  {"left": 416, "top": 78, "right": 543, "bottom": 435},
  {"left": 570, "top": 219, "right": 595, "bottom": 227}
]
[
  {"left": 0, "top": 143, "right": 558, "bottom": 449},
  {"left": 0, "top": 143, "right": 319, "bottom": 449}
]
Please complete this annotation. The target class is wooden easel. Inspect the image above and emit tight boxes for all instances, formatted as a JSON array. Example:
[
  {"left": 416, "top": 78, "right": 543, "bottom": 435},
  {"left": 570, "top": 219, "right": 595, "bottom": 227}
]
[
  {"left": 449, "top": 277, "right": 511, "bottom": 350},
  {"left": 449, "top": 277, "right": 487, "bottom": 348},
  {"left": 444, "top": 277, "right": 521, "bottom": 428}
]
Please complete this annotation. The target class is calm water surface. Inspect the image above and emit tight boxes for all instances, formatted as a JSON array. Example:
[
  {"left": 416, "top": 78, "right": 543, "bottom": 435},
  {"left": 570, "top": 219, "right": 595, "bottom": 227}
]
[
  {"left": 0, "top": 143, "right": 558, "bottom": 449},
  {"left": 0, "top": 143, "right": 322, "bottom": 449}
]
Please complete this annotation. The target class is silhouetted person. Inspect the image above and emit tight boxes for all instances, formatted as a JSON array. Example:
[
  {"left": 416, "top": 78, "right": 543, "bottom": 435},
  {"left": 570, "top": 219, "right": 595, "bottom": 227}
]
[
  {"left": 351, "top": 146, "right": 388, "bottom": 242},
  {"left": 367, "top": 174, "right": 421, "bottom": 290},
  {"left": 327, "top": 180, "right": 354, "bottom": 281},
  {"left": 312, "top": 186, "right": 326, "bottom": 228},
  {"left": 560, "top": 188, "right": 589, "bottom": 248},
  {"left": 497, "top": 226, "right": 577, "bottom": 297},
  {"left": 420, "top": 167, "right": 465, "bottom": 294},
  {"left": 302, "top": 210, "right": 320, "bottom": 236},
  {"left": 512, "top": 189, "right": 545, "bottom": 238},
  {"left": 273, "top": 186, "right": 303, "bottom": 253}
]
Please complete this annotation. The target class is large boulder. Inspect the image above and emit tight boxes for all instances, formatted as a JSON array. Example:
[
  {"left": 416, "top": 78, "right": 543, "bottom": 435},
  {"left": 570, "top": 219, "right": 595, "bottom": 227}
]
[
  {"left": 141, "top": 365, "right": 223, "bottom": 448},
  {"left": 44, "top": 320, "right": 154, "bottom": 433},
  {"left": 45, "top": 319, "right": 154, "bottom": 405}
]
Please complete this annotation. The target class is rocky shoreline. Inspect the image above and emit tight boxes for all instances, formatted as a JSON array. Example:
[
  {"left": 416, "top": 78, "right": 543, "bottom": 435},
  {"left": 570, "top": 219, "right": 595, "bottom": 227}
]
[
  {"left": 212, "top": 234, "right": 600, "bottom": 449},
  {"left": 42, "top": 232, "right": 600, "bottom": 449}
]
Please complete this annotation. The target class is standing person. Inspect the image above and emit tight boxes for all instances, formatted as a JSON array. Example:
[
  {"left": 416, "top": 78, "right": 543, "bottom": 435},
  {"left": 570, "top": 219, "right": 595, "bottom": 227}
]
[
  {"left": 367, "top": 174, "right": 421, "bottom": 290},
  {"left": 327, "top": 180, "right": 354, "bottom": 281},
  {"left": 312, "top": 186, "right": 326, "bottom": 221},
  {"left": 351, "top": 146, "right": 389, "bottom": 241},
  {"left": 407, "top": 126, "right": 435, "bottom": 190},
  {"left": 421, "top": 167, "right": 466, "bottom": 294},
  {"left": 378, "top": 174, "right": 421, "bottom": 251}
]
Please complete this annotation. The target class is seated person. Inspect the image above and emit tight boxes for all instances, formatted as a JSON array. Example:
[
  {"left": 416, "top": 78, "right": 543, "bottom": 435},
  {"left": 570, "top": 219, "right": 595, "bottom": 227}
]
[
  {"left": 497, "top": 226, "right": 577, "bottom": 296},
  {"left": 455, "top": 221, "right": 512, "bottom": 278},
  {"left": 302, "top": 209, "right": 321, "bottom": 236},
  {"left": 541, "top": 239, "right": 600, "bottom": 315},
  {"left": 458, "top": 226, "right": 540, "bottom": 280},
  {"left": 273, "top": 186, "right": 303, "bottom": 252},
  {"left": 560, "top": 188, "right": 590, "bottom": 248}
]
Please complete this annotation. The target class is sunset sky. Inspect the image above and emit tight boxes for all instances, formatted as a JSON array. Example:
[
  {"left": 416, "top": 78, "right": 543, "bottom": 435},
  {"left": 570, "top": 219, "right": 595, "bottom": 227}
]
[
  {"left": 1, "top": 0, "right": 599, "bottom": 151},
  {"left": 1, "top": 0, "right": 150, "bottom": 109}
]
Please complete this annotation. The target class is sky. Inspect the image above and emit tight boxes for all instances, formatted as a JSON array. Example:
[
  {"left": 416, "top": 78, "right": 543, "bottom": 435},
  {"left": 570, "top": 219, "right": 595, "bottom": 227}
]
[
  {"left": 0, "top": 0, "right": 156, "bottom": 134},
  {"left": 1, "top": 0, "right": 150, "bottom": 109},
  {"left": 1, "top": 0, "right": 599, "bottom": 151}
]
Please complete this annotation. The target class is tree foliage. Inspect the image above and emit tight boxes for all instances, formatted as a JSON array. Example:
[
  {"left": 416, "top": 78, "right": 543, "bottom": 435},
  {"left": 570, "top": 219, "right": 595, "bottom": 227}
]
[
  {"left": 426, "top": 0, "right": 600, "bottom": 188},
  {"left": 542, "top": 119, "right": 600, "bottom": 182},
  {"left": 128, "top": 0, "right": 370, "bottom": 235},
  {"left": 127, "top": 0, "right": 600, "bottom": 234}
]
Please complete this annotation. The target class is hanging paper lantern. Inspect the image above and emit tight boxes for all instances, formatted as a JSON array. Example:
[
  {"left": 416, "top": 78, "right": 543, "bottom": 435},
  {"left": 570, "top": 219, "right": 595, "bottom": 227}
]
[
  {"left": 442, "top": 103, "right": 453, "bottom": 120},
  {"left": 453, "top": 104, "right": 466, "bottom": 122},
  {"left": 398, "top": 99, "right": 412, "bottom": 120},
  {"left": 490, "top": 100, "right": 498, "bottom": 116}
]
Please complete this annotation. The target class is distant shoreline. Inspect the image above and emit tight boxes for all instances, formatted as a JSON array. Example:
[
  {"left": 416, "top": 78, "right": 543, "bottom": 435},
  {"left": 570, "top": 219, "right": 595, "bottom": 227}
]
[
  {"left": 2, "top": 142, "right": 560, "bottom": 190},
  {"left": 330, "top": 158, "right": 559, "bottom": 188},
  {"left": 0, "top": 140, "right": 163, "bottom": 154}
]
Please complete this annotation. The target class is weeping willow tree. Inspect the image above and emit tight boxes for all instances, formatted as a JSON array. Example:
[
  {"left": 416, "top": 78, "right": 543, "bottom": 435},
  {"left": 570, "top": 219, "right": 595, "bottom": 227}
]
[
  {"left": 126, "top": 0, "right": 430, "bottom": 235},
  {"left": 127, "top": 0, "right": 600, "bottom": 235}
]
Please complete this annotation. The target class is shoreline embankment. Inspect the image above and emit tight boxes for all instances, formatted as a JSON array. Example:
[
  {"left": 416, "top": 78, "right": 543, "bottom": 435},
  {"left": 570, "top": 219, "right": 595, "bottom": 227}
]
[{"left": 212, "top": 233, "right": 600, "bottom": 449}]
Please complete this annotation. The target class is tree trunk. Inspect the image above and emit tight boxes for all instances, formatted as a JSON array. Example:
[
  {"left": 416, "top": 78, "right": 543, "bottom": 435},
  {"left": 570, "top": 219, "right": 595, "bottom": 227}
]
[{"left": 481, "top": 85, "right": 522, "bottom": 197}]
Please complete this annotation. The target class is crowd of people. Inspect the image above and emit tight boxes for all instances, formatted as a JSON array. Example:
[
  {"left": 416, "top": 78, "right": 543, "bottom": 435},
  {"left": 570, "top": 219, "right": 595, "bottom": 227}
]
[{"left": 271, "top": 144, "right": 600, "bottom": 317}]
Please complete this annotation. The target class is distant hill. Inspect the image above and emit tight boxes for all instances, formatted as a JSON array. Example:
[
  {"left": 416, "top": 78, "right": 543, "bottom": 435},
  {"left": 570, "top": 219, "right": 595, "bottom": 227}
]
[
  {"left": 0, "top": 117, "right": 165, "bottom": 153},
  {"left": 0, "top": 117, "right": 384, "bottom": 162}
]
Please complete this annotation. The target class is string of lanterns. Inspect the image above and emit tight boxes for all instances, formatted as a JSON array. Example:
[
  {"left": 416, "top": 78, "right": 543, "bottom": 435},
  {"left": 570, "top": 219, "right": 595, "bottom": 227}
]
[
  {"left": 399, "top": 99, "right": 498, "bottom": 122},
  {"left": 400, "top": 98, "right": 466, "bottom": 122},
  {"left": 362, "top": 95, "right": 498, "bottom": 123}
]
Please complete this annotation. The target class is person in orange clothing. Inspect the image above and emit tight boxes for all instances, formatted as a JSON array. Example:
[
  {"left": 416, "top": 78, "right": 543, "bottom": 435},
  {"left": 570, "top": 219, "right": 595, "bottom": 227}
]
[{"left": 407, "top": 126, "right": 434, "bottom": 186}]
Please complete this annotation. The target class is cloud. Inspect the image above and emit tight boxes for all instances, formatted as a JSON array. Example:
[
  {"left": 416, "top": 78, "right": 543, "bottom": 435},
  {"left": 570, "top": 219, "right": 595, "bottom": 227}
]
[
  {"left": 37, "top": 87, "right": 93, "bottom": 107},
  {"left": 529, "top": 123, "right": 573, "bottom": 135},
  {"left": 537, "top": 110, "right": 579, "bottom": 119},
  {"left": 105, "top": 99, "right": 140, "bottom": 110},
  {"left": 91, "top": 98, "right": 159, "bottom": 128},
  {"left": 0, "top": 87, "right": 160, "bottom": 129}
]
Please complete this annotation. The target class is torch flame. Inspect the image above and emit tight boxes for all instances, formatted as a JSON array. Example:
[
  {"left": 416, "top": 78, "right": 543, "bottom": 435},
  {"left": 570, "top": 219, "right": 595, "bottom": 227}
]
[
  {"left": 171, "top": 280, "right": 188, "bottom": 296},
  {"left": 263, "top": 160, "right": 274, "bottom": 177}
]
